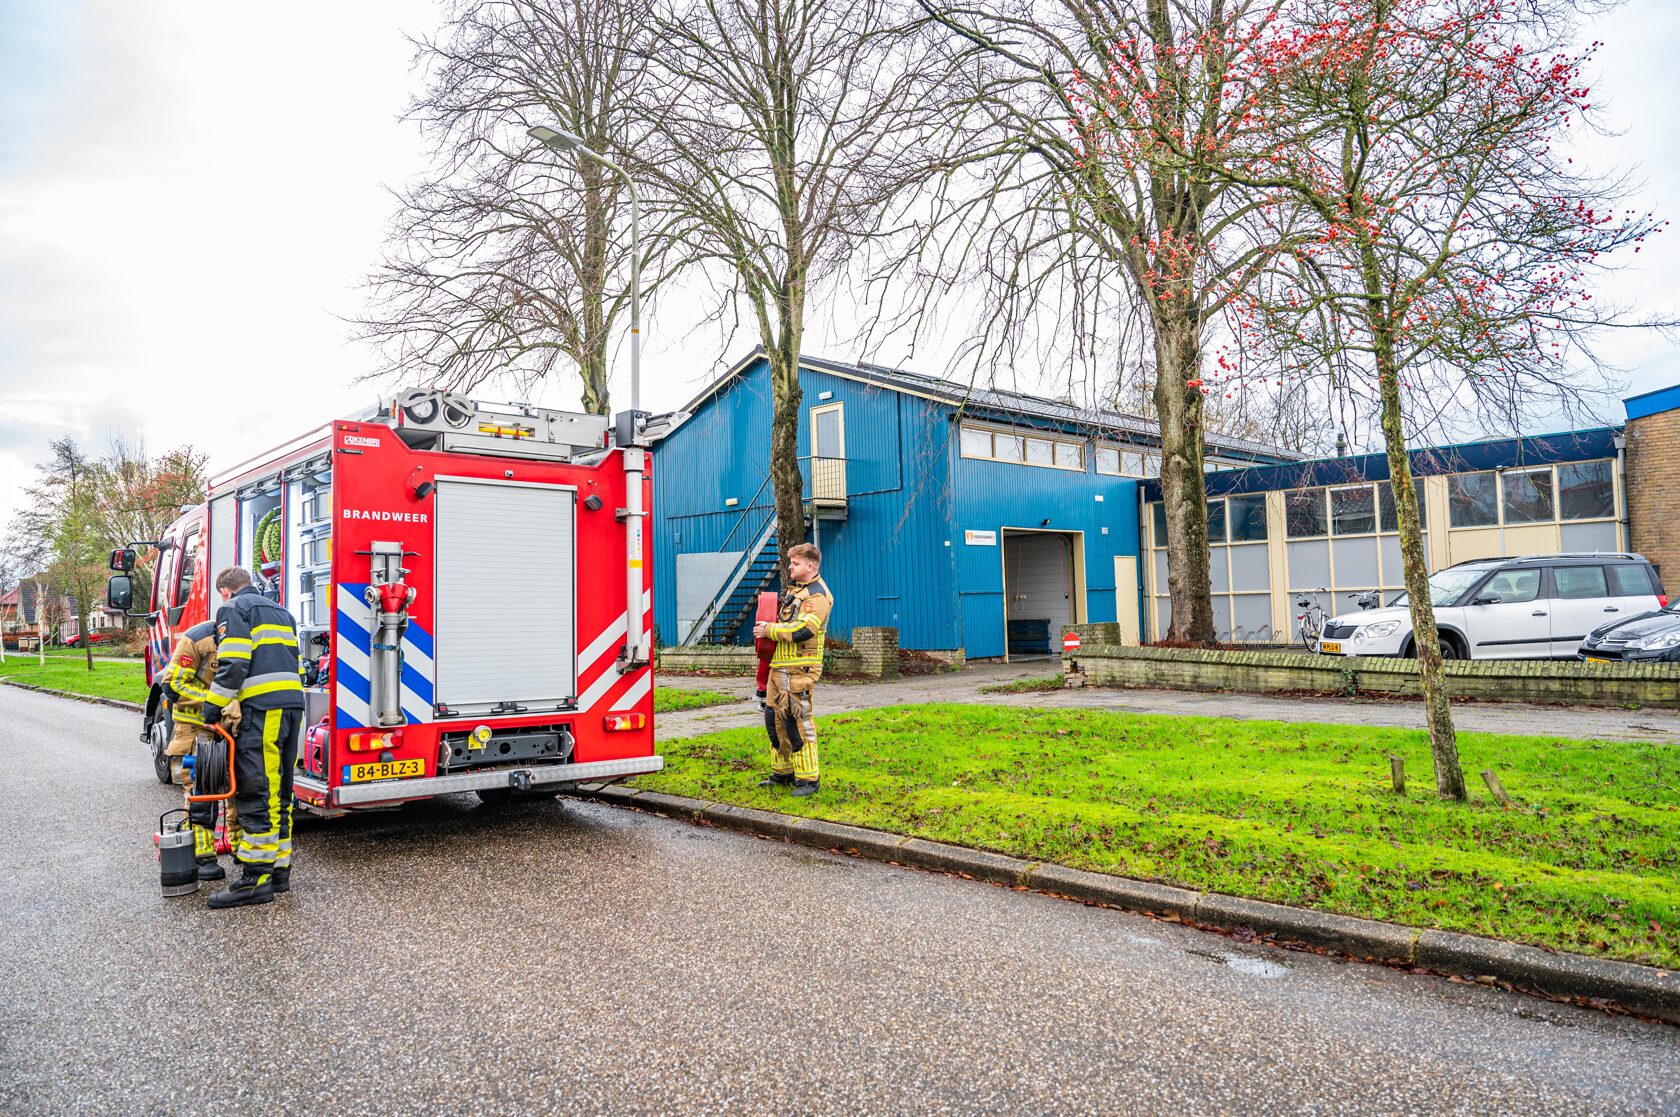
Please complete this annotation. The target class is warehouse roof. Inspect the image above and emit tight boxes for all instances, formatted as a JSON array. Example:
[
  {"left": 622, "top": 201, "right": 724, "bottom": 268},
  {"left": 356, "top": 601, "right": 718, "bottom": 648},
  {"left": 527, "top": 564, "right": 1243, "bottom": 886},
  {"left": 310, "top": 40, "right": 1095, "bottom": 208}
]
[{"left": 687, "top": 349, "right": 1302, "bottom": 463}]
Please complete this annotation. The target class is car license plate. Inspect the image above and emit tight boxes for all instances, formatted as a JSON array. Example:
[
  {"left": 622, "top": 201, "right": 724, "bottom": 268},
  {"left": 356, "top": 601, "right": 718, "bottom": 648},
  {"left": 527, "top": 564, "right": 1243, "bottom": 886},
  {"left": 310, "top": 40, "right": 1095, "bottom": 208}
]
[
  {"left": 1582, "top": 655, "right": 1610, "bottom": 663},
  {"left": 1320, "top": 641, "right": 1342, "bottom": 654},
  {"left": 347, "top": 758, "right": 425, "bottom": 782}
]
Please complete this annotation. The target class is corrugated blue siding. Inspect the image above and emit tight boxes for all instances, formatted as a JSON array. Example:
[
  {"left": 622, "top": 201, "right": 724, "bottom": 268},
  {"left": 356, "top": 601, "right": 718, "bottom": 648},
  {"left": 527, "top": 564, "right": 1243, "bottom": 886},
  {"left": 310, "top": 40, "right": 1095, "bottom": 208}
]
[
  {"left": 653, "top": 358, "right": 959, "bottom": 651},
  {"left": 950, "top": 447, "right": 1140, "bottom": 659}
]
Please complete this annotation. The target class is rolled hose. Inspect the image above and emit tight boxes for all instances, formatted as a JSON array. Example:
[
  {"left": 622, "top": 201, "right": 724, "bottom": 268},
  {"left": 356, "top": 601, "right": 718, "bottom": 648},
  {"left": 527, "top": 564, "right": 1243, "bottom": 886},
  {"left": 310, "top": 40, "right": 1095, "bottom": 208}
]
[{"left": 186, "top": 723, "right": 238, "bottom": 803}]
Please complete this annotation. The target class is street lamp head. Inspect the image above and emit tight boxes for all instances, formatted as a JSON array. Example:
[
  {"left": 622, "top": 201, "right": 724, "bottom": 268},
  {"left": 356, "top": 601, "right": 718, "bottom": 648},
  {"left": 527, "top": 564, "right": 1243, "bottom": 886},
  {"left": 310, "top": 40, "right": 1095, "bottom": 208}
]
[{"left": 527, "top": 125, "right": 584, "bottom": 152}]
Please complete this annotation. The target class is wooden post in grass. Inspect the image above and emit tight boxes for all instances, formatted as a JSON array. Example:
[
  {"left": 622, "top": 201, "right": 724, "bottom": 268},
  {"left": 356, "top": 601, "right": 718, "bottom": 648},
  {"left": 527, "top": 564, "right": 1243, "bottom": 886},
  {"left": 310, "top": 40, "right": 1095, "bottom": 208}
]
[
  {"left": 1389, "top": 756, "right": 1406, "bottom": 796},
  {"left": 1481, "top": 769, "right": 1512, "bottom": 809}
]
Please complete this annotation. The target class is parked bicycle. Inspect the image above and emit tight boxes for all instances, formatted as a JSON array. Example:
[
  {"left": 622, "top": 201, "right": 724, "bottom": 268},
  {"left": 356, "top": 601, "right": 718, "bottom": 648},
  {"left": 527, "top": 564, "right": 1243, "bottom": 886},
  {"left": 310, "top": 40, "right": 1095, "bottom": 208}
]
[
  {"left": 1295, "top": 588, "right": 1330, "bottom": 649},
  {"left": 1298, "top": 589, "right": 1385, "bottom": 649}
]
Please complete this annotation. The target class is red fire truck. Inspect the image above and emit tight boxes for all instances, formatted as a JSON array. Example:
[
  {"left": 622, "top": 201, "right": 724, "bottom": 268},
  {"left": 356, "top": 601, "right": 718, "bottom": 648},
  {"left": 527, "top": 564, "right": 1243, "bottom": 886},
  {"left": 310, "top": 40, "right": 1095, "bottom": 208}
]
[{"left": 110, "top": 390, "right": 680, "bottom": 813}]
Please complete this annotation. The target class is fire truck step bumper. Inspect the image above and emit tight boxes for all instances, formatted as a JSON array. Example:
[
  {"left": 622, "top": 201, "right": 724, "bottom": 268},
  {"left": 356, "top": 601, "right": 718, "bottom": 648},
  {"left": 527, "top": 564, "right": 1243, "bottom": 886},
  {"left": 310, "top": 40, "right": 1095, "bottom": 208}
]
[{"left": 323, "top": 755, "right": 666, "bottom": 807}]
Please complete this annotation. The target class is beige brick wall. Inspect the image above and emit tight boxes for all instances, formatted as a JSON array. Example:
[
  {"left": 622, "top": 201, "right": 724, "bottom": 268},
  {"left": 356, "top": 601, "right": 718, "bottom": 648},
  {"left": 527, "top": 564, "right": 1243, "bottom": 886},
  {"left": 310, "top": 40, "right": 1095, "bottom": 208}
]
[{"left": 1627, "top": 409, "right": 1680, "bottom": 586}]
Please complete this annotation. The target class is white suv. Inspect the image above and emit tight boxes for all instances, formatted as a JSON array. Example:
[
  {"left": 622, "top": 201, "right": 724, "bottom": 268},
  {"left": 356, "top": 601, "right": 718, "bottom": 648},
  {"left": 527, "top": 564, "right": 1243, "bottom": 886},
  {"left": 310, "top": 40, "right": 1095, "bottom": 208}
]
[{"left": 1315, "top": 554, "right": 1666, "bottom": 660}]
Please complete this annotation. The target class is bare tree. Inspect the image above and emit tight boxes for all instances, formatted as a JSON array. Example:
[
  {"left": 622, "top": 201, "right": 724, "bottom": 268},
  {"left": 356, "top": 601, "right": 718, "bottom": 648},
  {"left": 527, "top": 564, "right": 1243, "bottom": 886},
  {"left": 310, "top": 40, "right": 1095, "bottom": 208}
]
[
  {"left": 645, "top": 0, "right": 961, "bottom": 558},
  {"left": 1224, "top": 0, "right": 1664, "bottom": 798},
  {"left": 11, "top": 439, "right": 107, "bottom": 672},
  {"left": 919, "top": 0, "right": 1292, "bottom": 643},
  {"left": 360, "top": 0, "right": 671, "bottom": 414}
]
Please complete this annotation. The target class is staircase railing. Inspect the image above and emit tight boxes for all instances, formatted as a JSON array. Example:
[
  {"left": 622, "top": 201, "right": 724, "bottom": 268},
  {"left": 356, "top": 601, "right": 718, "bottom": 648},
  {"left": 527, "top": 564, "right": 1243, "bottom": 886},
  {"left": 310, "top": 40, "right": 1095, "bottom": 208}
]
[{"left": 682, "top": 513, "right": 778, "bottom": 646}]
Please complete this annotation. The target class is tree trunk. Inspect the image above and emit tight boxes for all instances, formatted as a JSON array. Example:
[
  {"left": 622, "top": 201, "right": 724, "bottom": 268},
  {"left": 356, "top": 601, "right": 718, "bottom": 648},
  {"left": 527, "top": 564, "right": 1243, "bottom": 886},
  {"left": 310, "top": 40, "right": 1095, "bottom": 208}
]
[
  {"left": 1152, "top": 313, "right": 1215, "bottom": 644},
  {"left": 1375, "top": 342, "right": 1466, "bottom": 801},
  {"left": 82, "top": 598, "right": 94, "bottom": 671},
  {"left": 766, "top": 340, "right": 807, "bottom": 576}
]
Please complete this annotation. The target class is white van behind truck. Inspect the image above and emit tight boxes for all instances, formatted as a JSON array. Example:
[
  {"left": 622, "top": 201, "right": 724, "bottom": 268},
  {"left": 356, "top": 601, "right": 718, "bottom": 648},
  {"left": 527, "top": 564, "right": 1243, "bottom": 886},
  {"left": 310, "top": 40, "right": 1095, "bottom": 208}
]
[{"left": 1315, "top": 554, "right": 1666, "bottom": 660}]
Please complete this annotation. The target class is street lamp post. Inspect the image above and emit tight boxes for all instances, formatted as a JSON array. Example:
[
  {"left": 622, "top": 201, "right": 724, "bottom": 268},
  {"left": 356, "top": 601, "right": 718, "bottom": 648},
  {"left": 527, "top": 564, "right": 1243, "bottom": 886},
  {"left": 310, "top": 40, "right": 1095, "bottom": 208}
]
[
  {"left": 527, "top": 124, "right": 648, "bottom": 668},
  {"left": 527, "top": 125, "right": 640, "bottom": 414}
]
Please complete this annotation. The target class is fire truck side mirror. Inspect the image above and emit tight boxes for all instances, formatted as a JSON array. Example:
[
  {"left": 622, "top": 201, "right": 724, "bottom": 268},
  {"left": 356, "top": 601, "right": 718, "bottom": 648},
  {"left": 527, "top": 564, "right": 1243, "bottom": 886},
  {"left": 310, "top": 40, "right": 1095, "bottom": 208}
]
[
  {"left": 107, "top": 575, "right": 134, "bottom": 613},
  {"left": 109, "top": 547, "right": 136, "bottom": 572}
]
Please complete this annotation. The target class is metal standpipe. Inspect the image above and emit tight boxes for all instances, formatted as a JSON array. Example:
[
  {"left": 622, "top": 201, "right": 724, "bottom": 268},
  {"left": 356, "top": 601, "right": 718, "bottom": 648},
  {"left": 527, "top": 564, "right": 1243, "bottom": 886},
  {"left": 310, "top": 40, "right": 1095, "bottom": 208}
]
[
  {"left": 363, "top": 541, "right": 416, "bottom": 728},
  {"left": 623, "top": 445, "right": 646, "bottom": 669}
]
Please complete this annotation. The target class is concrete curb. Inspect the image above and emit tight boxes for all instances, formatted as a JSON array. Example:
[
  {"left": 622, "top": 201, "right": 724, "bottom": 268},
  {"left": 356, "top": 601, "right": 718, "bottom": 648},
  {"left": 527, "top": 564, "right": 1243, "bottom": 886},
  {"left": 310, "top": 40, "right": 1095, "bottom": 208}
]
[
  {"left": 0, "top": 678, "right": 145, "bottom": 713},
  {"left": 567, "top": 783, "right": 1680, "bottom": 1025}
]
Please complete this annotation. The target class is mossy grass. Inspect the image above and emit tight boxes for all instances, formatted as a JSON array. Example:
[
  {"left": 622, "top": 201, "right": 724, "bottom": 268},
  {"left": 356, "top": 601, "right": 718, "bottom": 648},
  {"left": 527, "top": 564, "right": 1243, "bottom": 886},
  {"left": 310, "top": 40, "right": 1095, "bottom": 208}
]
[
  {"left": 653, "top": 686, "right": 739, "bottom": 714},
  {"left": 0, "top": 656, "right": 148, "bottom": 703},
  {"left": 639, "top": 702, "right": 1679, "bottom": 967}
]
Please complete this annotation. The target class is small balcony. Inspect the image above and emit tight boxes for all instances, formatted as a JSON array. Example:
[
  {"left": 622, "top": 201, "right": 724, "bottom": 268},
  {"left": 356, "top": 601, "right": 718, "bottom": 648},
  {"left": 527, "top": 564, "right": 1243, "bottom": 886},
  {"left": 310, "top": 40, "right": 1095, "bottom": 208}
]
[{"left": 801, "top": 455, "right": 848, "bottom": 520}]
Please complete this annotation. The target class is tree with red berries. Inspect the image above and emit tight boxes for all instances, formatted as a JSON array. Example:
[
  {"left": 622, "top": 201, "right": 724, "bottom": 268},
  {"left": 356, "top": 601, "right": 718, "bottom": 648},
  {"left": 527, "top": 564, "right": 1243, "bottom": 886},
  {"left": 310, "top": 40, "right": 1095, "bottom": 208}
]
[
  {"left": 922, "top": 0, "right": 1296, "bottom": 644},
  {"left": 1220, "top": 0, "right": 1663, "bottom": 798}
]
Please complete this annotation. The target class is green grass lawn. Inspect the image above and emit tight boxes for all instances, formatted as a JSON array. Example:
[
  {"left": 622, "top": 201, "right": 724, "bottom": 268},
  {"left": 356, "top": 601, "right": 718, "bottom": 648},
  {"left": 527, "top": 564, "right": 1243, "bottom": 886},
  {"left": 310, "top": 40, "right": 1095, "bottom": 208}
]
[
  {"left": 0, "top": 655, "right": 149, "bottom": 704},
  {"left": 639, "top": 703, "right": 1680, "bottom": 967},
  {"left": 654, "top": 686, "right": 740, "bottom": 714}
]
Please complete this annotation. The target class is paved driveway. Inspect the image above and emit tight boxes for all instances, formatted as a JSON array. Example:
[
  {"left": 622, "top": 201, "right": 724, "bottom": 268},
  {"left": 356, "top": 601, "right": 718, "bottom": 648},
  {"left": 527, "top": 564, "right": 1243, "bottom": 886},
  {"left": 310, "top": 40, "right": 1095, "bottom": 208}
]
[{"left": 658, "top": 662, "right": 1680, "bottom": 744}]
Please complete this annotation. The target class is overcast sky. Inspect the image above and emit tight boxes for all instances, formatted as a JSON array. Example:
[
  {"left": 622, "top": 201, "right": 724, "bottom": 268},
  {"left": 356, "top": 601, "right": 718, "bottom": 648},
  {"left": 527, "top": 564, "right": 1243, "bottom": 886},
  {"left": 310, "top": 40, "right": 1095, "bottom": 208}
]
[{"left": 2, "top": 0, "right": 1677, "bottom": 539}]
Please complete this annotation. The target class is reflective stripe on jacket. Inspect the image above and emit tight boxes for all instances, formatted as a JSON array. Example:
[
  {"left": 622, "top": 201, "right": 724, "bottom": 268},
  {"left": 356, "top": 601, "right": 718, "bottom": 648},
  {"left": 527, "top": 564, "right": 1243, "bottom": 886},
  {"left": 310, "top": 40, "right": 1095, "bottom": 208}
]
[
  {"left": 160, "top": 622, "right": 218, "bottom": 726},
  {"left": 766, "top": 577, "right": 834, "bottom": 669},
  {"left": 205, "top": 586, "right": 304, "bottom": 715}
]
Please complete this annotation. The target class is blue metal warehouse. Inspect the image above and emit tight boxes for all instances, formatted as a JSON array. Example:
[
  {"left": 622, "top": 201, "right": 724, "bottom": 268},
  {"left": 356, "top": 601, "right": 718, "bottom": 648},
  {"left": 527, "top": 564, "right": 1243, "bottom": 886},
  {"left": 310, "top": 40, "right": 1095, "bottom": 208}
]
[{"left": 652, "top": 350, "right": 1295, "bottom": 660}]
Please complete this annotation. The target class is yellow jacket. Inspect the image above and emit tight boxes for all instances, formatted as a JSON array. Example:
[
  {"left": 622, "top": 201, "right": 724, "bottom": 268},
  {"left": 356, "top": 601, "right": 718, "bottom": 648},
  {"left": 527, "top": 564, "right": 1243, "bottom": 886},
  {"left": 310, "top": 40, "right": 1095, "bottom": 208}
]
[{"left": 765, "top": 577, "right": 834, "bottom": 669}]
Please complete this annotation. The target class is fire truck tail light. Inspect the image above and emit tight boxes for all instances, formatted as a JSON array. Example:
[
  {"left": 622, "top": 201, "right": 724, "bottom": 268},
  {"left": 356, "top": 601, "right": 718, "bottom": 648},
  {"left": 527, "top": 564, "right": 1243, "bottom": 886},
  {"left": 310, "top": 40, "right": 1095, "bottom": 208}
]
[
  {"left": 348, "top": 731, "right": 400, "bottom": 752},
  {"left": 603, "top": 713, "right": 646, "bottom": 732}
]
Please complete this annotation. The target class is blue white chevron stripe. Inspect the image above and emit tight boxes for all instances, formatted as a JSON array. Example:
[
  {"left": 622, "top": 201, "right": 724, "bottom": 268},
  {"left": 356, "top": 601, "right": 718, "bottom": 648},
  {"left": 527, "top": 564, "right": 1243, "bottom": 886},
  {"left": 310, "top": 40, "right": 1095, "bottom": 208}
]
[{"left": 335, "top": 581, "right": 435, "bottom": 729}]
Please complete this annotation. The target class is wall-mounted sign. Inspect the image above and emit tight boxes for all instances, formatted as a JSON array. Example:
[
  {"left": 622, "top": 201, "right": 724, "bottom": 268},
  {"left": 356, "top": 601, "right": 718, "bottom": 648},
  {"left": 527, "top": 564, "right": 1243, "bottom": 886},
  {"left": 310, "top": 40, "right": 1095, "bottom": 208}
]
[{"left": 964, "top": 529, "right": 997, "bottom": 546}]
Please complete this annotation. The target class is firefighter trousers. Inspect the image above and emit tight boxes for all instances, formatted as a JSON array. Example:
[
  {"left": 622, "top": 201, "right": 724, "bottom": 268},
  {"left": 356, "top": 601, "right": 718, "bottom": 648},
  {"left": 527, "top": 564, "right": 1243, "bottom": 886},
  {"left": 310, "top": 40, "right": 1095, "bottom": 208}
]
[
  {"left": 765, "top": 665, "right": 820, "bottom": 783},
  {"left": 231, "top": 707, "right": 301, "bottom": 871}
]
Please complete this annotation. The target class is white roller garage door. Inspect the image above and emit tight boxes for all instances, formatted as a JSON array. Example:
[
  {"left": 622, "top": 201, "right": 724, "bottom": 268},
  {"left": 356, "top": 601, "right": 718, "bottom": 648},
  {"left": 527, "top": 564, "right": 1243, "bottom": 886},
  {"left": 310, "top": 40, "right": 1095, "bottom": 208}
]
[{"left": 433, "top": 478, "right": 577, "bottom": 715}]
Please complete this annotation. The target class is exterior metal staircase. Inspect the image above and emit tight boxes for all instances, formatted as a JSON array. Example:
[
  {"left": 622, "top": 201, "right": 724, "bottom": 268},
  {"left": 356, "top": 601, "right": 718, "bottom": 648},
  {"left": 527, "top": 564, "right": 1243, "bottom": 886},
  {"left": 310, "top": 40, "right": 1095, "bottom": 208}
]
[{"left": 679, "top": 457, "right": 848, "bottom": 647}]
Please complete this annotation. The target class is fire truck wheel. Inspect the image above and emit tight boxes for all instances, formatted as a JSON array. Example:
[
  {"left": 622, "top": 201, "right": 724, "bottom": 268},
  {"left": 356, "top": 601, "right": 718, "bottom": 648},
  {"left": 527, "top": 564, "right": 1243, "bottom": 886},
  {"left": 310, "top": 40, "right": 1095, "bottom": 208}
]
[
  {"left": 150, "top": 709, "right": 173, "bottom": 784},
  {"left": 475, "top": 787, "right": 515, "bottom": 807}
]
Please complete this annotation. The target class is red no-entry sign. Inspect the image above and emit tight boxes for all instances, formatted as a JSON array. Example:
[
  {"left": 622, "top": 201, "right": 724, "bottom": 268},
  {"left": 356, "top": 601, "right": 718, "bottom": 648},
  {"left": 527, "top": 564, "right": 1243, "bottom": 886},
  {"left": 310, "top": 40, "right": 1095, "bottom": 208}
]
[{"left": 1063, "top": 631, "right": 1081, "bottom": 653}]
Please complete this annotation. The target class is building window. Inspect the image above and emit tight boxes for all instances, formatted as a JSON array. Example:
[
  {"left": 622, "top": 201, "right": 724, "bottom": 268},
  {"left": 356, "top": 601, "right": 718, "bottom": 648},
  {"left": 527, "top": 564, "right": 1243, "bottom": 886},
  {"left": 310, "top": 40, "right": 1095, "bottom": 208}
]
[
  {"left": 1448, "top": 471, "right": 1498, "bottom": 527},
  {"left": 960, "top": 423, "right": 1083, "bottom": 470},
  {"left": 1207, "top": 499, "right": 1227, "bottom": 544},
  {"left": 1330, "top": 485, "right": 1376, "bottom": 535},
  {"left": 960, "top": 426, "right": 992, "bottom": 458},
  {"left": 1377, "top": 481, "right": 1426, "bottom": 532},
  {"left": 1501, "top": 468, "right": 1554, "bottom": 524},
  {"left": 1151, "top": 502, "right": 1167, "bottom": 545},
  {"left": 1559, "top": 460, "right": 1615, "bottom": 521},
  {"left": 1095, "top": 447, "right": 1120, "bottom": 475},
  {"left": 1285, "top": 488, "right": 1328, "bottom": 538},
  {"left": 1227, "top": 494, "right": 1268, "bottom": 542}
]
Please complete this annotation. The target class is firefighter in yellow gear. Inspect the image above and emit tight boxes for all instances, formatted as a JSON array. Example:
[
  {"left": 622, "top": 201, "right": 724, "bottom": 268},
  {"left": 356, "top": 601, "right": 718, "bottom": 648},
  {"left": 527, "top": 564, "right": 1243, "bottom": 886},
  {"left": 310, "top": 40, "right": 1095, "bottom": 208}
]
[
  {"left": 753, "top": 542, "right": 833, "bottom": 797},
  {"left": 157, "top": 620, "right": 241, "bottom": 880}
]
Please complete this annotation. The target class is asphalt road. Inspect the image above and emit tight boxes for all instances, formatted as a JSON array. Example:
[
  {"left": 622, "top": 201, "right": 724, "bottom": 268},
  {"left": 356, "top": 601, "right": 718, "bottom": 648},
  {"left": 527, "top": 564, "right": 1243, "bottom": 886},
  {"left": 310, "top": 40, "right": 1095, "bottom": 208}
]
[{"left": 3, "top": 686, "right": 1678, "bottom": 1117}]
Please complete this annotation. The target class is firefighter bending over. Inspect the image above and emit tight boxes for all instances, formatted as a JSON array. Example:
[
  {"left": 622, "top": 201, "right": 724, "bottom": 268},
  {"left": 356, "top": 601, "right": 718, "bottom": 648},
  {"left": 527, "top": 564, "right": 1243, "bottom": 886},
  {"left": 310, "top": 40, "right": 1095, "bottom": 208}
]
[
  {"left": 753, "top": 543, "right": 834, "bottom": 797},
  {"left": 158, "top": 620, "right": 241, "bottom": 881},
  {"left": 200, "top": 566, "right": 305, "bottom": 909}
]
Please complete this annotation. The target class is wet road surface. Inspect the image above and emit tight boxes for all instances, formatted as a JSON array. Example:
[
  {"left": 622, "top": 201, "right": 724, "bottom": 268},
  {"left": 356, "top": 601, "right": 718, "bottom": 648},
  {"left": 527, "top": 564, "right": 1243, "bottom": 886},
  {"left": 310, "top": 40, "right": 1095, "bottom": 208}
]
[{"left": 3, "top": 685, "right": 1677, "bottom": 1116}]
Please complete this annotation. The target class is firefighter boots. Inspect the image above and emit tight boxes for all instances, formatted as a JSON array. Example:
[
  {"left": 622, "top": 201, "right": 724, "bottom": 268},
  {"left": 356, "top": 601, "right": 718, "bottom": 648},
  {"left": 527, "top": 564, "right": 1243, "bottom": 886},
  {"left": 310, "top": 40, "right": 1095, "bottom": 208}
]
[
  {"left": 207, "top": 865, "right": 275, "bottom": 909},
  {"left": 758, "top": 772, "right": 794, "bottom": 788},
  {"left": 791, "top": 780, "right": 819, "bottom": 797},
  {"left": 196, "top": 858, "right": 226, "bottom": 882},
  {"left": 270, "top": 866, "right": 291, "bottom": 894}
]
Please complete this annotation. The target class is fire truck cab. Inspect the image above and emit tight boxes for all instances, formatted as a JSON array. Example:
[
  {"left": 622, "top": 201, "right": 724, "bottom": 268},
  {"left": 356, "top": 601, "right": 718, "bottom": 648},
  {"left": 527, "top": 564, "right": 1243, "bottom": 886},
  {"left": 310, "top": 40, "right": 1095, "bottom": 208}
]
[{"left": 114, "top": 391, "right": 677, "bottom": 813}]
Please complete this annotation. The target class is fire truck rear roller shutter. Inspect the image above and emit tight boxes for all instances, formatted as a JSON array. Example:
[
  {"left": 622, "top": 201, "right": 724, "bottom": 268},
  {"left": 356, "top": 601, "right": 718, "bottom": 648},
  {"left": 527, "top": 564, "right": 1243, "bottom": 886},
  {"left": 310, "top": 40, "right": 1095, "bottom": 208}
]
[{"left": 432, "top": 478, "right": 578, "bottom": 715}]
